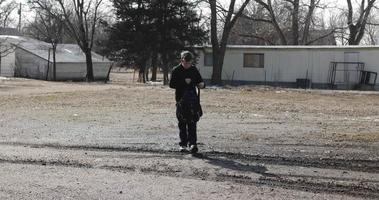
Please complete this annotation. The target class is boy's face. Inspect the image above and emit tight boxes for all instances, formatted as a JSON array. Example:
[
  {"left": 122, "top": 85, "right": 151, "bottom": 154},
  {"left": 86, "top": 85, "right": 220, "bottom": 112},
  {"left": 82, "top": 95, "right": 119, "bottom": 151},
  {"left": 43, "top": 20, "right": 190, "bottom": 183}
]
[{"left": 181, "top": 58, "right": 192, "bottom": 69}]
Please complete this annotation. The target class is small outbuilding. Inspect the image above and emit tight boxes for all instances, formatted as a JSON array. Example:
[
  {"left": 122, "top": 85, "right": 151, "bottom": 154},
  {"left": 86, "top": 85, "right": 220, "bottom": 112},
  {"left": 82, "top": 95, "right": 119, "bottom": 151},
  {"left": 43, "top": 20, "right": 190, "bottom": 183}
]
[
  {"left": 195, "top": 45, "right": 379, "bottom": 90},
  {"left": 0, "top": 35, "right": 112, "bottom": 81}
]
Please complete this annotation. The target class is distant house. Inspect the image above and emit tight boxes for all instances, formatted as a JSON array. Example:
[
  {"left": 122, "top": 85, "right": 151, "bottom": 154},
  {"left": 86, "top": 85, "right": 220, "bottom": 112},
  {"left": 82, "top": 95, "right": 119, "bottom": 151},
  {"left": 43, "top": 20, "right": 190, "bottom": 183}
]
[{"left": 0, "top": 35, "right": 112, "bottom": 80}]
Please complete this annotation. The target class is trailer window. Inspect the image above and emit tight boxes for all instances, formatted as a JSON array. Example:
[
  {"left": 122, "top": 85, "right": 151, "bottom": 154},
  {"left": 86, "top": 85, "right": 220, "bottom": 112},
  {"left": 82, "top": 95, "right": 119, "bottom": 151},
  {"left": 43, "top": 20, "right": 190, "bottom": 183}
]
[{"left": 244, "top": 53, "right": 264, "bottom": 68}]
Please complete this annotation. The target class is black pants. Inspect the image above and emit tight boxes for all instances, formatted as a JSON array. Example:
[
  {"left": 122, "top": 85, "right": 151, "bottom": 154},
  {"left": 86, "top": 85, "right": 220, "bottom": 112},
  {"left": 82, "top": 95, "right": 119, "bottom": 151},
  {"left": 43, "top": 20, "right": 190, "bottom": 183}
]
[{"left": 178, "top": 120, "right": 197, "bottom": 147}]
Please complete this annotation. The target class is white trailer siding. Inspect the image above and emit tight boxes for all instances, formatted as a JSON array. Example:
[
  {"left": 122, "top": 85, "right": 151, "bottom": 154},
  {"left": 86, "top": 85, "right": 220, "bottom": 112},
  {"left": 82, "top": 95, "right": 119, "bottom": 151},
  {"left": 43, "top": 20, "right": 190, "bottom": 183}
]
[
  {"left": 0, "top": 38, "right": 17, "bottom": 77},
  {"left": 55, "top": 63, "right": 86, "bottom": 80},
  {"left": 15, "top": 48, "right": 48, "bottom": 79},
  {"left": 54, "top": 62, "right": 111, "bottom": 80},
  {"left": 0, "top": 51, "right": 16, "bottom": 77},
  {"left": 93, "top": 62, "right": 111, "bottom": 80},
  {"left": 196, "top": 46, "right": 379, "bottom": 88},
  {"left": 358, "top": 50, "right": 379, "bottom": 72}
]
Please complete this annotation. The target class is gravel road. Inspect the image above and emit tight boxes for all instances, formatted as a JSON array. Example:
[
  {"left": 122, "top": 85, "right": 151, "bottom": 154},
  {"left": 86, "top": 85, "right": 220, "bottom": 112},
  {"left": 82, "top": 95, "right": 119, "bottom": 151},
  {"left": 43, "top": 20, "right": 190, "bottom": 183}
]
[{"left": 0, "top": 73, "right": 378, "bottom": 199}]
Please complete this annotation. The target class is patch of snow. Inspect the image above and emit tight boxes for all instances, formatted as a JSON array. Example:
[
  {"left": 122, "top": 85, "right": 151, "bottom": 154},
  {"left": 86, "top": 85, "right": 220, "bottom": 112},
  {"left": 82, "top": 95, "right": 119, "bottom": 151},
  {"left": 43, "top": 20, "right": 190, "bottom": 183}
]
[{"left": 146, "top": 81, "right": 163, "bottom": 85}]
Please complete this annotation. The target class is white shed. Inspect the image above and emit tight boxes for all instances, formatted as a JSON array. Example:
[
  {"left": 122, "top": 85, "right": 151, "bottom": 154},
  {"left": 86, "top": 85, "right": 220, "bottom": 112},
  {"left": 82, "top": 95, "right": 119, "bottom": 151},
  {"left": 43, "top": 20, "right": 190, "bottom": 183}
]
[
  {"left": 0, "top": 35, "right": 112, "bottom": 81},
  {"left": 195, "top": 45, "right": 379, "bottom": 89}
]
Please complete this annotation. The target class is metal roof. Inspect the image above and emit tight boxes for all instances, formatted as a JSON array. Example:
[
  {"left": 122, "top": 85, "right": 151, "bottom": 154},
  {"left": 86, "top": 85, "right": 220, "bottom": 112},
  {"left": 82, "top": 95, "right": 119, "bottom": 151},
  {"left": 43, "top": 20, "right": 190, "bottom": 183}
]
[
  {"left": 0, "top": 35, "right": 110, "bottom": 63},
  {"left": 196, "top": 45, "right": 379, "bottom": 50}
]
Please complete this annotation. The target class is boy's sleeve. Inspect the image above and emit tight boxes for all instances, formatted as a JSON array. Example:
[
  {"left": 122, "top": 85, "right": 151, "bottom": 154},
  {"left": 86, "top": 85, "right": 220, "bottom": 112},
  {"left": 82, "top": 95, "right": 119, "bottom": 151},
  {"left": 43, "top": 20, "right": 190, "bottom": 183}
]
[
  {"left": 169, "top": 70, "right": 177, "bottom": 89},
  {"left": 194, "top": 67, "right": 204, "bottom": 85}
]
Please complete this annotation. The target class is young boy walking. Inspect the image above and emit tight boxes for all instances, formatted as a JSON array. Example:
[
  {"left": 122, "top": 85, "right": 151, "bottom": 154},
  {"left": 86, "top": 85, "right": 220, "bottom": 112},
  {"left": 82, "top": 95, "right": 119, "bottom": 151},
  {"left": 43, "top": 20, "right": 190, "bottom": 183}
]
[{"left": 169, "top": 51, "right": 205, "bottom": 153}]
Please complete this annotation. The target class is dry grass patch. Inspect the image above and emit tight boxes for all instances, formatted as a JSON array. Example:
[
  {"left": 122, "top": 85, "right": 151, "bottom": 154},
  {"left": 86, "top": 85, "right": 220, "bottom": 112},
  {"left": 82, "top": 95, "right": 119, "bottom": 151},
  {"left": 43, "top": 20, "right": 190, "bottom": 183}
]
[
  {"left": 239, "top": 133, "right": 258, "bottom": 141},
  {"left": 331, "top": 132, "right": 379, "bottom": 142}
]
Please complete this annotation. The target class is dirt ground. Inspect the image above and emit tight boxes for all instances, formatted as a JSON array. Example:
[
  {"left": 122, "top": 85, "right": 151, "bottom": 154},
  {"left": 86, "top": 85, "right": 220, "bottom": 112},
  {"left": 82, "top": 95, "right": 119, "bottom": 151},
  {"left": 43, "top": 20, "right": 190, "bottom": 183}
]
[{"left": 0, "top": 73, "right": 378, "bottom": 199}]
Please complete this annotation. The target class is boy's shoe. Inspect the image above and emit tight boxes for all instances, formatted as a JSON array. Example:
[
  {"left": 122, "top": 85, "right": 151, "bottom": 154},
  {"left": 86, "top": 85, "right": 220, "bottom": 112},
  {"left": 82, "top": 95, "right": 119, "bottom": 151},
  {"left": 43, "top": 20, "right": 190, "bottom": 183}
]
[
  {"left": 179, "top": 146, "right": 187, "bottom": 152},
  {"left": 189, "top": 145, "right": 198, "bottom": 154}
]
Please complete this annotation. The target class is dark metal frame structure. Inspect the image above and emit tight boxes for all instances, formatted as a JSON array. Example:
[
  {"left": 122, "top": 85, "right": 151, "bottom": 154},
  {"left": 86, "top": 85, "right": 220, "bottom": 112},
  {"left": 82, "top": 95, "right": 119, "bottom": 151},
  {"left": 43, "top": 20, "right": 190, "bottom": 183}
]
[
  {"left": 360, "top": 70, "right": 378, "bottom": 89},
  {"left": 328, "top": 61, "right": 365, "bottom": 89}
]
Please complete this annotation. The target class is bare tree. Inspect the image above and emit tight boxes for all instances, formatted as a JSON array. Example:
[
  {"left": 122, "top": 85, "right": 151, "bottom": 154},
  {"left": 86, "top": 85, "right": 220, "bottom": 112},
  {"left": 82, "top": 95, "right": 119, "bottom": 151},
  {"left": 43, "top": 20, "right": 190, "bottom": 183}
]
[
  {"left": 228, "top": 3, "right": 274, "bottom": 45},
  {"left": 248, "top": 0, "right": 331, "bottom": 45},
  {"left": 346, "top": 0, "right": 377, "bottom": 45},
  {"left": 208, "top": 0, "right": 251, "bottom": 85},
  {"left": 0, "top": 0, "right": 18, "bottom": 27},
  {"left": 252, "top": 0, "right": 288, "bottom": 44},
  {"left": 364, "top": 24, "right": 377, "bottom": 45},
  {"left": 301, "top": 0, "right": 318, "bottom": 44},
  {"left": 360, "top": 12, "right": 379, "bottom": 45},
  {"left": 328, "top": 11, "right": 349, "bottom": 45},
  {"left": 25, "top": 2, "right": 65, "bottom": 80},
  {"left": 29, "top": 0, "right": 104, "bottom": 81}
]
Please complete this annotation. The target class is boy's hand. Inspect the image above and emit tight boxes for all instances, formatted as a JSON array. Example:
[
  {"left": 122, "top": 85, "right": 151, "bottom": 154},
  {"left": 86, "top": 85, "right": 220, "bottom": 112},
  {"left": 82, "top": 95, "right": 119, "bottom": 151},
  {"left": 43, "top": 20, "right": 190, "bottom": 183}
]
[{"left": 197, "top": 82, "right": 205, "bottom": 89}]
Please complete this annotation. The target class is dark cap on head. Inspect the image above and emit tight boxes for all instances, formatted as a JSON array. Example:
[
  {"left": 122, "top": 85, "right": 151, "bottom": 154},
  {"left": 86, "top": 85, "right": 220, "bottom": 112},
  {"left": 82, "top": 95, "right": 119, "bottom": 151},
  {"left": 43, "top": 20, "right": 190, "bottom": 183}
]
[{"left": 181, "top": 51, "right": 193, "bottom": 62}]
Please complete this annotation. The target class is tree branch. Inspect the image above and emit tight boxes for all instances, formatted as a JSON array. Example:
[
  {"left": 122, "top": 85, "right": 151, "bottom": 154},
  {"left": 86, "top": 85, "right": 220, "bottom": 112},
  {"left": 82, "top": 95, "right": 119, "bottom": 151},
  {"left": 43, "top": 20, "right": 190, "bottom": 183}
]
[
  {"left": 239, "top": 33, "right": 275, "bottom": 45},
  {"left": 305, "top": 29, "right": 335, "bottom": 45}
]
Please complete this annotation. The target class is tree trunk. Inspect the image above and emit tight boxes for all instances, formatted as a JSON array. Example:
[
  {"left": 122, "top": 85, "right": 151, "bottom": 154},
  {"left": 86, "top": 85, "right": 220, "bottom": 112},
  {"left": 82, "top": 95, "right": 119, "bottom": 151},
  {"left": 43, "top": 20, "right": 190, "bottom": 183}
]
[
  {"left": 46, "top": 49, "right": 51, "bottom": 80},
  {"left": 163, "top": 66, "right": 169, "bottom": 85},
  {"left": 85, "top": 50, "right": 95, "bottom": 81},
  {"left": 0, "top": 52, "right": 2, "bottom": 76},
  {"left": 209, "top": 0, "right": 220, "bottom": 85},
  {"left": 138, "top": 67, "right": 145, "bottom": 83},
  {"left": 348, "top": 25, "right": 358, "bottom": 45},
  {"left": 209, "top": 0, "right": 250, "bottom": 85},
  {"left": 151, "top": 53, "right": 158, "bottom": 81},
  {"left": 162, "top": 54, "right": 169, "bottom": 85},
  {"left": 211, "top": 33, "right": 228, "bottom": 85},
  {"left": 292, "top": 0, "right": 300, "bottom": 45},
  {"left": 52, "top": 45, "right": 57, "bottom": 81},
  {"left": 145, "top": 66, "right": 149, "bottom": 82},
  {"left": 137, "top": 57, "right": 147, "bottom": 83},
  {"left": 301, "top": 0, "right": 316, "bottom": 44},
  {"left": 211, "top": 49, "right": 222, "bottom": 85},
  {"left": 346, "top": 0, "right": 376, "bottom": 45},
  {"left": 256, "top": 0, "right": 287, "bottom": 45},
  {"left": 211, "top": 48, "right": 227, "bottom": 85}
]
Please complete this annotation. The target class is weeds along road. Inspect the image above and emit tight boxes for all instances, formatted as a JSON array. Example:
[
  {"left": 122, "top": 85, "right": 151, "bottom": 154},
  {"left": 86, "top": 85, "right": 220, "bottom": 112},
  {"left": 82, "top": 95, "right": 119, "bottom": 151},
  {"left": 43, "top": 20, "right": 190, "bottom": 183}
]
[{"left": 0, "top": 74, "right": 378, "bottom": 199}]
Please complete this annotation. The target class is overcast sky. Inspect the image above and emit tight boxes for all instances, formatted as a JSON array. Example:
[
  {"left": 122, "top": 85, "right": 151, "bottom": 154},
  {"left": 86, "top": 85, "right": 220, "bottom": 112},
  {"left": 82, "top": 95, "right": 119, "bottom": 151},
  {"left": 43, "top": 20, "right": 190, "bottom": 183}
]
[
  {"left": 8, "top": 0, "right": 114, "bottom": 29},
  {"left": 7, "top": 0, "right": 376, "bottom": 30}
]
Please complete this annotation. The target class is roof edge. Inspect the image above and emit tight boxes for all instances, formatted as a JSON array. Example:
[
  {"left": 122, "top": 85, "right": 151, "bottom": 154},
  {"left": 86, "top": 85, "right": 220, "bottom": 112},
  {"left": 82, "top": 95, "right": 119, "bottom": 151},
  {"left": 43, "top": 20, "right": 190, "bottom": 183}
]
[{"left": 194, "top": 45, "right": 379, "bottom": 50}]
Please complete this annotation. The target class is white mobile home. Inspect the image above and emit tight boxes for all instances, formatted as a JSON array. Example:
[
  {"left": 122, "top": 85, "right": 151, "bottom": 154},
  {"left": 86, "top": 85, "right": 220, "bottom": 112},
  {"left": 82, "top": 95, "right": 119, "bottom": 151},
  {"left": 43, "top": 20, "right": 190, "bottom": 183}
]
[
  {"left": 195, "top": 45, "right": 379, "bottom": 89},
  {"left": 0, "top": 35, "right": 112, "bottom": 81}
]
